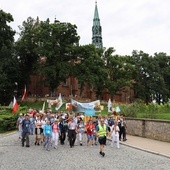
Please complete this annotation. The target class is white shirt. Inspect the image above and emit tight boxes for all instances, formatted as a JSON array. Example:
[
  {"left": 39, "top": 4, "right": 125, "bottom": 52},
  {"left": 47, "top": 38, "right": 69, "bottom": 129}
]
[
  {"left": 111, "top": 125, "right": 120, "bottom": 136},
  {"left": 68, "top": 121, "right": 77, "bottom": 130}
]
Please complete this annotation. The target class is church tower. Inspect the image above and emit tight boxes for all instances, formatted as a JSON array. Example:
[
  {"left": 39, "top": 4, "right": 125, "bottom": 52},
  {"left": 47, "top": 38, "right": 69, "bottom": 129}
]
[{"left": 92, "top": 1, "right": 103, "bottom": 48}]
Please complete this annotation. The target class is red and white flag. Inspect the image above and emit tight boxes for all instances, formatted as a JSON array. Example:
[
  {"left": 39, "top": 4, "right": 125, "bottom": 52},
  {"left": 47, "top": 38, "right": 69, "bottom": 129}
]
[
  {"left": 21, "top": 85, "right": 26, "bottom": 101},
  {"left": 12, "top": 96, "right": 19, "bottom": 113}
]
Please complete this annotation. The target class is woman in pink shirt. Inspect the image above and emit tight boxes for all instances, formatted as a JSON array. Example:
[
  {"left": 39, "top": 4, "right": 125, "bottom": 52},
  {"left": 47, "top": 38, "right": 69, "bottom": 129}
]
[{"left": 52, "top": 119, "right": 60, "bottom": 149}]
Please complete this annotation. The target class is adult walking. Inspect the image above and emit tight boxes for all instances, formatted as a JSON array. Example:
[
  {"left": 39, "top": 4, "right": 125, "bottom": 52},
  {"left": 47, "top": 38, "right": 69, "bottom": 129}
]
[
  {"left": 96, "top": 118, "right": 108, "bottom": 157},
  {"left": 119, "top": 114, "right": 127, "bottom": 141},
  {"left": 59, "top": 117, "right": 67, "bottom": 145},
  {"left": 16, "top": 113, "right": 23, "bottom": 139},
  {"left": 21, "top": 114, "right": 31, "bottom": 147},
  {"left": 52, "top": 119, "right": 60, "bottom": 149},
  {"left": 68, "top": 116, "right": 78, "bottom": 148}
]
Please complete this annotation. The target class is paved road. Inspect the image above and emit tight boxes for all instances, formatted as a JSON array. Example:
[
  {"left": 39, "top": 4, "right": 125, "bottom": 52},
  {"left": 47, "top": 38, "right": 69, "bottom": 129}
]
[{"left": 0, "top": 132, "right": 170, "bottom": 170}]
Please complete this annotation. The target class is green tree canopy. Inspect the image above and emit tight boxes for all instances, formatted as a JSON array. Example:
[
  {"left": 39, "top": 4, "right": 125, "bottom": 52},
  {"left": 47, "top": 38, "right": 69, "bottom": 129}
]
[{"left": 0, "top": 10, "right": 19, "bottom": 104}]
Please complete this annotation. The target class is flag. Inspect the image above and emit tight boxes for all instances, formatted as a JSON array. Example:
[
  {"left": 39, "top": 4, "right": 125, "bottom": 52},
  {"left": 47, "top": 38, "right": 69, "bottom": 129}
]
[
  {"left": 42, "top": 101, "right": 46, "bottom": 113},
  {"left": 21, "top": 85, "right": 26, "bottom": 101},
  {"left": 116, "top": 106, "right": 121, "bottom": 112},
  {"left": 108, "top": 98, "right": 112, "bottom": 112},
  {"left": 100, "top": 105, "right": 104, "bottom": 110},
  {"left": 9, "top": 101, "right": 13, "bottom": 107},
  {"left": 55, "top": 93, "right": 63, "bottom": 111},
  {"left": 12, "top": 96, "right": 19, "bottom": 113},
  {"left": 66, "top": 103, "right": 72, "bottom": 110}
]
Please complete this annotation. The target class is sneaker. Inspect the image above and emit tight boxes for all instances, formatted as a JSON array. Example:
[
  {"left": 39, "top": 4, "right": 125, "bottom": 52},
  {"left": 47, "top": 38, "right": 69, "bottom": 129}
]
[
  {"left": 46, "top": 149, "right": 50, "bottom": 151},
  {"left": 37, "top": 143, "right": 40, "bottom": 145},
  {"left": 34, "top": 142, "right": 37, "bottom": 145},
  {"left": 26, "top": 145, "right": 30, "bottom": 147},
  {"left": 54, "top": 146, "right": 57, "bottom": 149},
  {"left": 22, "top": 144, "right": 24, "bottom": 147},
  {"left": 102, "top": 152, "right": 105, "bottom": 157},
  {"left": 80, "top": 143, "right": 82, "bottom": 146},
  {"left": 99, "top": 151, "right": 102, "bottom": 155}
]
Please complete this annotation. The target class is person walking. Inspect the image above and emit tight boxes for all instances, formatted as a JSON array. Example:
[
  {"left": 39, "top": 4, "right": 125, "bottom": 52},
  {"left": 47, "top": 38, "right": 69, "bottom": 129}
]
[
  {"left": 29, "top": 114, "right": 35, "bottom": 135},
  {"left": 111, "top": 120, "right": 120, "bottom": 148},
  {"left": 34, "top": 115, "right": 43, "bottom": 145},
  {"left": 119, "top": 114, "right": 127, "bottom": 141},
  {"left": 43, "top": 120, "right": 52, "bottom": 151},
  {"left": 59, "top": 117, "right": 67, "bottom": 145},
  {"left": 21, "top": 114, "right": 31, "bottom": 147},
  {"left": 96, "top": 118, "right": 108, "bottom": 157},
  {"left": 77, "top": 119, "right": 85, "bottom": 146},
  {"left": 85, "top": 120, "right": 95, "bottom": 146},
  {"left": 52, "top": 119, "right": 60, "bottom": 149},
  {"left": 16, "top": 113, "right": 23, "bottom": 139},
  {"left": 68, "top": 116, "right": 78, "bottom": 148}
]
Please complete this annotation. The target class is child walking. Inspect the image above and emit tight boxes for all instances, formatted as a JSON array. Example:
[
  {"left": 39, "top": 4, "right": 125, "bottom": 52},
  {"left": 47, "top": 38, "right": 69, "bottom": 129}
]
[
  {"left": 111, "top": 120, "right": 120, "bottom": 148},
  {"left": 43, "top": 120, "right": 52, "bottom": 151}
]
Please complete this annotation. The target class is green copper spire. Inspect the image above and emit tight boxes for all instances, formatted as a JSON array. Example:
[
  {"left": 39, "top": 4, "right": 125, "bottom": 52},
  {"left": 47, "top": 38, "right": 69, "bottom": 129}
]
[{"left": 92, "top": 1, "right": 103, "bottom": 48}]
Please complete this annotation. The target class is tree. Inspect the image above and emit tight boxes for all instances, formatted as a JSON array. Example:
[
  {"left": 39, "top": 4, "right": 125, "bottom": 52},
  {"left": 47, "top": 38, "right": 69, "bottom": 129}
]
[
  {"left": 34, "top": 19, "right": 80, "bottom": 95},
  {"left": 16, "top": 17, "right": 80, "bottom": 96},
  {"left": 130, "top": 50, "right": 170, "bottom": 104},
  {"left": 0, "top": 10, "right": 19, "bottom": 105},
  {"left": 103, "top": 47, "right": 133, "bottom": 101},
  {"left": 153, "top": 53, "right": 170, "bottom": 104},
  {"left": 15, "top": 17, "right": 40, "bottom": 89},
  {"left": 73, "top": 44, "right": 107, "bottom": 98}
]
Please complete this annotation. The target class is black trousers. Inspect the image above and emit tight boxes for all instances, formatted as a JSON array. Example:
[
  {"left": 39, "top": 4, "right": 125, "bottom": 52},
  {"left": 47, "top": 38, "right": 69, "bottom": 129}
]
[
  {"left": 60, "top": 131, "right": 66, "bottom": 144},
  {"left": 22, "top": 131, "right": 29, "bottom": 146},
  {"left": 68, "top": 129, "right": 76, "bottom": 147},
  {"left": 119, "top": 126, "right": 126, "bottom": 140}
]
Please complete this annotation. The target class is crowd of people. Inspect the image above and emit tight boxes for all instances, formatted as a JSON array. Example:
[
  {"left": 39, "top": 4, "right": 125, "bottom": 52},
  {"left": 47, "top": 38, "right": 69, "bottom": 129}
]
[{"left": 17, "top": 108, "right": 127, "bottom": 157}]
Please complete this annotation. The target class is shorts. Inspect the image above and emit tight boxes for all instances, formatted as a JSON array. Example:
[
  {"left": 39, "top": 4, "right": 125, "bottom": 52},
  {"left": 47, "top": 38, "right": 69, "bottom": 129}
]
[
  {"left": 87, "top": 134, "right": 94, "bottom": 140},
  {"left": 35, "top": 128, "right": 43, "bottom": 135},
  {"left": 98, "top": 136, "right": 106, "bottom": 145}
]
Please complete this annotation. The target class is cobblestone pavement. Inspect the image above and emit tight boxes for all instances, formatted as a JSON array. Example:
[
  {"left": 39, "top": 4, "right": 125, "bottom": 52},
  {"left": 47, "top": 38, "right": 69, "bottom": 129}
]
[{"left": 0, "top": 132, "right": 170, "bottom": 170}]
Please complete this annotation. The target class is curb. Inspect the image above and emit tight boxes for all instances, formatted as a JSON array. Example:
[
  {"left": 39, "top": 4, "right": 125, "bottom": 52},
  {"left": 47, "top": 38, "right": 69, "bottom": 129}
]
[
  {"left": 107, "top": 138, "right": 170, "bottom": 159},
  {"left": 0, "top": 131, "right": 17, "bottom": 138}
]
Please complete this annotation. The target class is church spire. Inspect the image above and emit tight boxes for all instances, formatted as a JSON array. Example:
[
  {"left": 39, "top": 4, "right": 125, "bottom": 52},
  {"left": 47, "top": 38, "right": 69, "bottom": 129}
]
[{"left": 92, "top": 1, "right": 103, "bottom": 48}]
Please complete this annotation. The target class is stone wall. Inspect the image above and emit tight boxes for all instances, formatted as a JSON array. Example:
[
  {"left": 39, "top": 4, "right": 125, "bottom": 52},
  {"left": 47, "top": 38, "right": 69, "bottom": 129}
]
[{"left": 125, "top": 118, "right": 170, "bottom": 142}]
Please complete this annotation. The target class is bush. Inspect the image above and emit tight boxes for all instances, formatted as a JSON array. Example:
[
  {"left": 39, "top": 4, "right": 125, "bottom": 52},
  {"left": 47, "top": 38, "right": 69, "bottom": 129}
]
[
  {"left": 0, "top": 113, "right": 18, "bottom": 133},
  {"left": 120, "top": 103, "right": 138, "bottom": 117}
]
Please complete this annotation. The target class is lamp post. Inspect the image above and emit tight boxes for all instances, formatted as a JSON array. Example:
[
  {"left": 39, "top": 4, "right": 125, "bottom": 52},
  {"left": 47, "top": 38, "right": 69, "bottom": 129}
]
[{"left": 14, "top": 82, "right": 18, "bottom": 97}]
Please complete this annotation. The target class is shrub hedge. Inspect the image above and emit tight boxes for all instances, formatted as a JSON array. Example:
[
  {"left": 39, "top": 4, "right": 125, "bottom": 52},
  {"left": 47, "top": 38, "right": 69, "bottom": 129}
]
[{"left": 0, "top": 112, "right": 18, "bottom": 133}]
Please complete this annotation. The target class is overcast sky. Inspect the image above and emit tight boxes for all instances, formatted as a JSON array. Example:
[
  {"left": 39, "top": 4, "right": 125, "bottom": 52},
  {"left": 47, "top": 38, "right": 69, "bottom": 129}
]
[{"left": 1, "top": 0, "right": 170, "bottom": 56}]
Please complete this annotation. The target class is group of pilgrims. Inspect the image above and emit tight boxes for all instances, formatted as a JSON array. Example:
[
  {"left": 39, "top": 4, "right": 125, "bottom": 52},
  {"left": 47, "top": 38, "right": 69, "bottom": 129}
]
[{"left": 17, "top": 108, "right": 127, "bottom": 157}]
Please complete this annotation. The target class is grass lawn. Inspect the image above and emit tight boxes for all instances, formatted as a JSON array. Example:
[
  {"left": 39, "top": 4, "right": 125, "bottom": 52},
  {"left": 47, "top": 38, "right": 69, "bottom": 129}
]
[{"left": 137, "top": 113, "right": 170, "bottom": 120}]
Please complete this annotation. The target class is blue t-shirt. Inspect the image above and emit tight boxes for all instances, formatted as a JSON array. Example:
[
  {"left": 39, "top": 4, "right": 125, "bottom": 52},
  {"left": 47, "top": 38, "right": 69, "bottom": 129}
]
[
  {"left": 22, "top": 119, "right": 31, "bottom": 133},
  {"left": 44, "top": 124, "right": 52, "bottom": 136}
]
